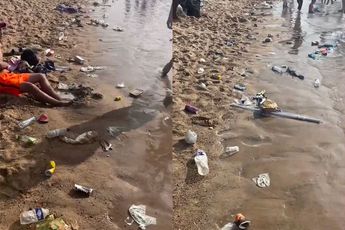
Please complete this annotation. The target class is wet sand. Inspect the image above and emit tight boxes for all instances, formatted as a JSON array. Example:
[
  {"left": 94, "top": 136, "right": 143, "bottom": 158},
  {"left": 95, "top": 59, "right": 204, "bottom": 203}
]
[
  {"left": 173, "top": 0, "right": 345, "bottom": 229},
  {"left": 0, "top": 0, "right": 172, "bottom": 229}
]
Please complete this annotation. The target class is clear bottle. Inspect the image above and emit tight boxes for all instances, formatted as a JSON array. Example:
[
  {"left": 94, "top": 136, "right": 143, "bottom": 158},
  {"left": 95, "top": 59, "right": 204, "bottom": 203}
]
[
  {"left": 194, "top": 150, "right": 209, "bottom": 176},
  {"left": 20, "top": 208, "right": 49, "bottom": 225},
  {"left": 46, "top": 128, "right": 69, "bottom": 139}
]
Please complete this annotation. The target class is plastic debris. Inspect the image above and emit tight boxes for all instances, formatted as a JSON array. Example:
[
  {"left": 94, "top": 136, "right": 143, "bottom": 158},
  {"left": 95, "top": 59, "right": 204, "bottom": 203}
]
[
  {"left": 225, "top": 146, "right": 239, "bottom": 156},
  {"left": 75, "top": 184, "right": 93, "bottom": 196},
  {"left": 47, "top": 128, "right": 69, "bottom": 138},
  {"left": 80, "top": 66, "right": 105, "bottom": 73},
  {"left": 185, "top": 130, "right": 197, "bottom": 144},
  {"left": 45, "top": 161, "right": 56, "bottom": 177},
  {"left": 199, "top": 83, "right": 207, "bottom": 90},
  {"left": 74, "top": 56, "right": 85, "bottom": 65},
  {"left": 116, "top": 82, "right": 125, "bottom": 88},
  {"left": 58, "top": 32, "right": 65, "bottom": 41},
  {"left": 20, "top": 208, "right": 49, "bottom": 225},
  {"left": 58, "top": 83, "right": 69, "bottom": 90},
  {"left": 44, "top": 49, "right": 55, "bottom": 56},
  {"left": 184, "top": 104, "right": 198, "bottom": 114},
  {"left": 194, "top": 149, "right": 209, "bottom": 176},
  {"left": 99, "top": 140, "right": 112, "bottom": 152},
  {"left": 199, "top": 58, "right": 206, "bottom": 63},
  {"left": 314, "top": 79, "right": 320, "bottom": 88},
  {"left": 107, "top": 126, "right": 122, "bottom": 136},
  {"left": 56, "top": 4, "right": 79, "bottom": 13},
  {"left": 61, "top": 131, "right": 98, "bottom": 144},
  {"left": 197, "top": 67, "right": 205, "bottom": 74},
  {"left": 271, "top": 65, "right": 287, "bottom": 74},
  {"left": 129, "top": 89, "right": 144, "bottom": 98},
  {"left": 18, "top": 116, "right": 37, "bottom": 129},
  {"left": 252, "top": 173, "right": 270, "bottom": 188},
  {"left": 234, "top": 83, "right": 246, "bottom": 91},
  {"left": 17, "top": 135, "right": 38, "bottom": 146},
  {"left": 36, "top": 215, "right": 73, "bottom": 230},
  {"left": 113, "top": 27, "right": 124, "bottom": 32},
  {"left": 38, "top": 114, "right": 49, "bottom": 123},
  {"left": 127, "top": 204, "right": 157, "bottom": 229}
]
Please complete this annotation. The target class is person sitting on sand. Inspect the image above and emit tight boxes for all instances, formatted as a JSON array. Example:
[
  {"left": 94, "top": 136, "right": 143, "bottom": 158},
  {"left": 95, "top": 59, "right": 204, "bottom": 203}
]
[{"left": 0, "top": 45, "right": 70, "bottom": 106}]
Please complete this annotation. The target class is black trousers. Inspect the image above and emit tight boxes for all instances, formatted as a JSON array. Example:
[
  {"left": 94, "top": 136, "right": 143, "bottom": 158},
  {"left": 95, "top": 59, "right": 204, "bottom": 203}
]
[{"left": 297, "top": 0, "right": 303, "bottom": 10}]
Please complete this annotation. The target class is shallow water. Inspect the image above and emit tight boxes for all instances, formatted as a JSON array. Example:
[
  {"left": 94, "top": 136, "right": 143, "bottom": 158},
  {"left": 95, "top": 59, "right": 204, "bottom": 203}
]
[{"left": 222, "top": 2, "right": 345, "bottom": 229}]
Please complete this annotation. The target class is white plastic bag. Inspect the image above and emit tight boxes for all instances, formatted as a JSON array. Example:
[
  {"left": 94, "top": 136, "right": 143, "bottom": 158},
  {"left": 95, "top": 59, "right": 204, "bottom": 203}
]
[{"left": 185, "top": 130, "right": 197, "bottom": 144}]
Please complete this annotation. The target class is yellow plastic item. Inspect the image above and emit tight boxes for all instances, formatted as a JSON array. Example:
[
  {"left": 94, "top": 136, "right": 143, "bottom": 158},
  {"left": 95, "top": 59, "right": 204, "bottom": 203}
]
[{"left": 45, "top": 161, "right": 56, "bottom": 177}]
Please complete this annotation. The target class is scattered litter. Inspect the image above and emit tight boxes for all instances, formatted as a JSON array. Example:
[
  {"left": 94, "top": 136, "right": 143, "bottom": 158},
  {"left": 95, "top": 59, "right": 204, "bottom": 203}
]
[
  {"left": 308, "top": 53, "right": 317, "bottom": 60},
  {"left": 114, "top": 96, "right": 122, "bottom": 101},
  {"left": 252, "top": 173, "right": 270, "bottom": 188},
  {"left": 38, "top": 114, "right": 49, "bottom": 123},
  {"left": 47, "top": 128, "right": 69, "bottom": 139},
  {"left": 314, "top": 79, "right": 320, "bottom": 88},
  {"left": 199, "top": 83, "right": 207, "bottom": 90},
  {"left": 57, "top": 82, "right": 69, "bottom": 90},
  {"left": 75, "top": 184, "right": 93, "bottom": 196},
  {"left": 234, "top": 83, "right": 246, "bottom": 91},
  {"left": 113, "top": 27, "right": 124, "bottom": 32},
  {"left": 311, "top": 41, "right": 319, "bottom": 46},
  {"left": 56, "top": 4, "right": 79, "bottom": 13},
  {"left": 107, "top": 126, "right": 122, "bottom": 136},
  {"left": 99, "top": 140, "right": 112, "bottom": 152},
  {"left": 271, "top": 65, "right": 287, "bottom": 74},
  {"left": 74, "top": 55, "right": 85, "bottom": 65},
  {"left": 194, "top": 149, "right": 209, "bottom": 176},
  {"left": 80, "top": 66, "right": 105, "bottom": 73},
  {"left": 17, "top": 135, "right": 38, "bottom": 146},
  {"left": 44, "top": 49, "right": 54, "bottom": 56},
  {"left": 185, "top": 130, "right": 197, "bottom": 144},
  {"left": 20, "top": 208, "right": 49, "bottom": 225},
  {"left": 225, "top": 146, "right": 239, "bottom": 156},
  {"left": 263, "top": 37, "right": 272, "bottom": 43},
  {"left": 199, "top": 58, "right": 206, "bottom": 63},
  {"left": 61, "top": 131, "right": 98, "bottom": 144},
  {"left": 18, "top": 116, "right": 37, "bottom": 129},
  {"left": 184, "top": 104, "right": 198, "bottom": 114},
  {"left": 129, "top": 89, "right": 144, "bottom": 98},
  {"left": 116, "top": 82, "right": 125, "bottom": 88},
  {"left": 90, "top": 19, "right": 109, "bottom": 27},
  {"left": 57, "top": 92, "right": 75, "bottom": 101},
  {"left": 197, "top": 67, "right": 205, "bottom": 74},
  {"left": 58, "top": 32, "right": 65, "bottom": 41},
  {"left": 36, "top": 215, "right": 72, "bottom": 230},
  {"left": 45, "top": 161, "right": 56, "bottom": 177},
  {"left": 127, "top": 204, "right": 157, "bottom": 229},
  {"left": 87, "top": 74, "right": 98, "bottom": 78},
  {"left": 286, "top": 67, "right": 304, "bottom": 80},
  {"left": 191, "top": 116, "right": 215, "bottom": 127}
]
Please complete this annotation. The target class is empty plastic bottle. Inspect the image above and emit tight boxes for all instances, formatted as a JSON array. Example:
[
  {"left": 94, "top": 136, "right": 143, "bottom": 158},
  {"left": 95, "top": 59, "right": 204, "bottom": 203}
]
[
  {"left": 46, "top": 128, "right": 69, "bottom": 138},
  {"left": 20, "top": 208, "right": 49, "bottom": 225},
  {"left": 272, "top": 66, "right": 285, "bottom": 74},
  {"left": 225, "top": 146, "right": 240, "bottom": 156},
  {"left": 194, "top": 150, "right": 209, "bottom": 176}
]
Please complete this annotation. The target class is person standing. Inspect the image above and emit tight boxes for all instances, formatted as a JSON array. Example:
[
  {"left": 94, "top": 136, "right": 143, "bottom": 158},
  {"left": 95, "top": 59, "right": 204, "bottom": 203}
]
[{"left": 297, "top": 0, "right": 303, "bottom": 10}]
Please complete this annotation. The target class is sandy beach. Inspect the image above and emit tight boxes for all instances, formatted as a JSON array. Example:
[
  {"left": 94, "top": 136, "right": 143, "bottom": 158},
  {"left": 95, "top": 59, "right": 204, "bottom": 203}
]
[
  {"left": 173, "top": 0, "right": 345, "bottom": 229},
  {"left": 0, "top": 0, "right": 172, "bottom": 229}
]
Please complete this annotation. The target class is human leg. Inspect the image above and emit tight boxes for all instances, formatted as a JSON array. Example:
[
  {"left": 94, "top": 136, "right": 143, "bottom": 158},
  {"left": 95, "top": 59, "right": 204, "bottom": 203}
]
[
  {"left": 297, "top": 0, "right": 303, "bottom": 10},
  {"left": 19, "top": 82, "right": 68, "bottom": 106},
  {"left": 162, "top": 59, "right": 173, "bottom": 77},
  {"left": 27, "top": 73, "right": 61, "bottom": 100}
]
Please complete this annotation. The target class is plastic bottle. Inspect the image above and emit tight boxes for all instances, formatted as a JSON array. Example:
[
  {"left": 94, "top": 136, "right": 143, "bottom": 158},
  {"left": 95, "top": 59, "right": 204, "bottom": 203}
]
[
  {"left": 271, "top": 66, "right": 284, "bottom": 74},
  {"left": 194, "top": 150, "right": 209, "bottom": 176},
  {"left": 46, "top": 128, "right": 69, "bottom": 139},
  {"left": 20, "top": 208, "right": 49, "bottom": 225}
]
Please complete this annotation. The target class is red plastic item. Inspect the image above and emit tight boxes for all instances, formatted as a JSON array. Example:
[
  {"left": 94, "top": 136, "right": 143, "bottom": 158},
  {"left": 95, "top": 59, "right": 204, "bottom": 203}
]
[{"left": 37, "top": 114, "right": 49, "bottom": 123}]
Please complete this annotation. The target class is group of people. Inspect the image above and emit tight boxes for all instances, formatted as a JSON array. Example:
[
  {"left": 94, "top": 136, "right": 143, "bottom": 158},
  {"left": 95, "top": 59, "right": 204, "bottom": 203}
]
[{"left": 288, "top": 0, "right": 345, "bottom": 13}]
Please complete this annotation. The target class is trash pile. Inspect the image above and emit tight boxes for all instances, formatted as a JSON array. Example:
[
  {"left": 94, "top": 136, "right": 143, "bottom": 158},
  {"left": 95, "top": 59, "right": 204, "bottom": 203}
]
[{"left": 308, "top": 43, "right": 336, "bottom": 60}]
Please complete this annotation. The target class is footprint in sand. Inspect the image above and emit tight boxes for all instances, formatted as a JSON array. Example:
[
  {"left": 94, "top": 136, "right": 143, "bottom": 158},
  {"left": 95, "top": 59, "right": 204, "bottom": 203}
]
[{"left": 240, "top": 135, "right": 272, "bottom": 147}]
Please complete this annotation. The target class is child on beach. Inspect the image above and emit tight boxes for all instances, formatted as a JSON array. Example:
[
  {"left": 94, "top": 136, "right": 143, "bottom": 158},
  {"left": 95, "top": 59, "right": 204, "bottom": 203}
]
[{"left": 0, "top": 45, "right": 71, "bottom": 106}]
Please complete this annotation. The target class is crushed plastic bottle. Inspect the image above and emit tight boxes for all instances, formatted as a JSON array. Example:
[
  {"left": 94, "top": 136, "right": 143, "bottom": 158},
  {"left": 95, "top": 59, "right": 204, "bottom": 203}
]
[
  {"left": 271, "top": 65, "right": 286, "bottom": 74},
  {"left": 20, "top": 208, "right": 49, "bottom": 225},
  {"left": 225, "top": 146, "right": 240, "bottom": 156},
  {"left": 194, "top": 149, "right": 209, "bottom": 176},
  {"left": 46, "top": 128, "right": 69, "bottom": 138},
  {"left": 18, "top": 116, "right": 37, "bottom": 129}
]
